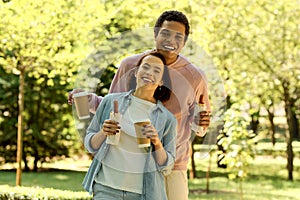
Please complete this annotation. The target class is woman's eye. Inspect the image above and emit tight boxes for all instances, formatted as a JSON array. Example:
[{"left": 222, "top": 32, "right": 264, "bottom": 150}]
[{"left": 142, "top": 65, "right": 149, "bottom": 70}]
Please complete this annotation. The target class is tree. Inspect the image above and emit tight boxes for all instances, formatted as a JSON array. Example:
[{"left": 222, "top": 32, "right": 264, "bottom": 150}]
[
  {"left": 231, "top": 0, "right": 300, "bottom": 180},
  {"left": 0, "top": 0, "right": 106, "bottom": 184},
  {"left": 191, "top": 0, "right": 299, "bottom": 181}
]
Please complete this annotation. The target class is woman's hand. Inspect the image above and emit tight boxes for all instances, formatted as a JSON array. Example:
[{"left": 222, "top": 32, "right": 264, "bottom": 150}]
[
  {"left": 142, "top": 124, "right": 162, "bottom": 150},
  {"left": 142, "top": 124, "right": 167, "bottom": 165},
  {"left": 100, "top": 119, "right": 120, "bottom": 136},
  {"left": 90, "top": 119, "right": 120, "bottom": 150}
]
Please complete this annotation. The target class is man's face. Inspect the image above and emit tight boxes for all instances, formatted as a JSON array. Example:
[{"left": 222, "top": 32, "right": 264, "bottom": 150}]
[{"left": 155, "top": 21, "right": 186, "bottom": 64}]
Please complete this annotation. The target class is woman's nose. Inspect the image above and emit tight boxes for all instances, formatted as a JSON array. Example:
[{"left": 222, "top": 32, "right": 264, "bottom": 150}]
[{"left": 145, "top": 69, "right": 153, "bottom": 75}]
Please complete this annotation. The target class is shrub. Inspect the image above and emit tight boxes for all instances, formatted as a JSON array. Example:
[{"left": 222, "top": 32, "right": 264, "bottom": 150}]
[{"left": 0, "top": 185, "right": 92, "bottom": 200}]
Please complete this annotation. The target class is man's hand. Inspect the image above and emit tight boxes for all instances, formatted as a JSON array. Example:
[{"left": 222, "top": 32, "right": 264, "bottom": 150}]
[
  {"left": 193, "top": 111, "right": 210, "bottom": 137},
  {"left": 194, "top": 111, "right": 210, "bottom": 130},
  {"left": 68, "top": 89, "right": 90, "bottom": 105}
]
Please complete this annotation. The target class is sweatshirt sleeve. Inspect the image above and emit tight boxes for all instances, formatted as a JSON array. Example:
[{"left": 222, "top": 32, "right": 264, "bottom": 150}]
[
  {"left": 196, "top": 68, "right": 211, "bottom": 112},
  {"left": 89, "top": 94, "right": 103, "bottom": 114}
]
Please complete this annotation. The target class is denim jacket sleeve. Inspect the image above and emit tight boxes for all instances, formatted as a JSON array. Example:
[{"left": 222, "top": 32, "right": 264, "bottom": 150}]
[
  {"left": 84, "top": 95, "right": 112, "bottom": 154},
  {"left": 151, "top": 103, "right": 177, "bottom": 176}
]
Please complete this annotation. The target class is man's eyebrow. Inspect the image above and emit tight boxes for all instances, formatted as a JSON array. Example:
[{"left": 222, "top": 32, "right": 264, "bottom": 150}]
[
  {"left": 176, "top": 32, "right": 184, "bottom": 37},
  {"left": 161, "top": 28, "right": 184, "bottom": 36}
]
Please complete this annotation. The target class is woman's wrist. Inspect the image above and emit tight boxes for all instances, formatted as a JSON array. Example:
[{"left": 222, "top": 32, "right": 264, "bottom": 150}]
[{"left": 154, "top": 142, "right": 163, "bottom": 151}]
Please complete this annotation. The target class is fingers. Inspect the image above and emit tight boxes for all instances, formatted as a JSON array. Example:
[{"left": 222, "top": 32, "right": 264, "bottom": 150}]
[
  {"left": 67, "top": 89, "right": 85, "bottom": 105},
  {"left": 68, "top": 90, "right": 74, "bottom": 105},
  {"left": 102, "top": 119, "right": 121, "bottom": 135},
  {"left": 194, "top": 111, "right": 210, "bottom": 127},
  {"left": 142, "top": 125, "right": 158, "bottom": 139}
]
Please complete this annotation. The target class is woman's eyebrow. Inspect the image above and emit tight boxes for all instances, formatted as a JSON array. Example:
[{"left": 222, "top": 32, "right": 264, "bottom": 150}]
[{"left": 154, "top": 66, "right": 162, "bottom": 71}]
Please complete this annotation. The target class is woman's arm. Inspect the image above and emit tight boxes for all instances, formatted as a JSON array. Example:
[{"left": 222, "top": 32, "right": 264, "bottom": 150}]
[{"left": 85, "top": 96, "right": 109, "bottom": 153}]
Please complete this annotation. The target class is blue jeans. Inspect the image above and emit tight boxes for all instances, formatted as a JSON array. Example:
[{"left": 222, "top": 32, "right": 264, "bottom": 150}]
[{"left": 93, "top": 182, "right": 142, "bottom": 200}]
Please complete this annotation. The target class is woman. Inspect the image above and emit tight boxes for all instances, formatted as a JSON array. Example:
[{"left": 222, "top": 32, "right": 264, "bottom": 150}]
[{"left": 82, "top": 52, "right": 177, "bottom": 200}]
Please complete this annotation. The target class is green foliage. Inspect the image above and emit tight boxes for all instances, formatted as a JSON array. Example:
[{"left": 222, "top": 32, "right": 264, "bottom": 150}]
[
  {"left": 0, "top": 66, "right": 18, "bottom": 163},
  {"left": 217, "top": 107, "right": 257, "bottom": 182},
  {"left": 0, "top": 0, "right": 104, "bottom": 169},
  {"left": 0, "top": 185, "right": 91, "bottom": 200}
]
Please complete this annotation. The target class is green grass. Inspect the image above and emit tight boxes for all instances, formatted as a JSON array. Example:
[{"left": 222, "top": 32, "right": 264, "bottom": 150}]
[
  {"left": 1, "top": 153, "right": 300, "bottom": 200},
  {"left": 187, "top": 152, "right": 300, "bottom": 200},
  {"left": 0, "top": 169, "right": 85, "bottom": 191}
]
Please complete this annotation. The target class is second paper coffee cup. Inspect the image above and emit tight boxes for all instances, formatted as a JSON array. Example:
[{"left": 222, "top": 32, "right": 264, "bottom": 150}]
[{"left": 73, "top": 92, "right": 90, "bottom": 120}]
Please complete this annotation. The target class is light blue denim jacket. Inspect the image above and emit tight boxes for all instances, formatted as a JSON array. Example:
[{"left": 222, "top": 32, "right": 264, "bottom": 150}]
[{"left": 82, "top": 90, "right": 177, "bottom": 200}]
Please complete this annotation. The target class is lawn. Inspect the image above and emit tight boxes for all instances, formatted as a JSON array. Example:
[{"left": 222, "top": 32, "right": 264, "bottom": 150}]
[
  {"left": 1, "top": 152, "right": 300, "bottom": 200},
  {"left": 187, "top": 150, "right": 300, "bottom": 200}
]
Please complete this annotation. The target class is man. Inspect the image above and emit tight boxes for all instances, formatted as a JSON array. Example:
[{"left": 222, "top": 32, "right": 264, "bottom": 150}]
[{"left": 69, "top": 10, "right": 210, "bottom": 200}]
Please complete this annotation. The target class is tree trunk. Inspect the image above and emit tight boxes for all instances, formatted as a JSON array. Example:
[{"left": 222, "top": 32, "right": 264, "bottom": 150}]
[
  {"left": 22, "top": 150, "right": 29, "bottom": 172},
  {"left": 290, "top": 100, "right": 299, "bottom": 140},
  {"left": 286, "top": 130, "right": 293, "bottom": 181},
  {"left": 16, "top": 67, "right": 25, "bottom": 186},
  {"left": 285, "top": 103, "right": 294, "bottom": 181},
  {"left": 267, "top": 107, "right": 276, "bottom": 146},
  {"left": 34, "top": 156, "right": 39, "bottom": 172},
  {"left": 250, "top": 110, "right": 260, "bottom": 134},
  {"left": 189, "top": 142, "right": 196, "bottom": 179},
  {"left": 283, "top": 82, "right": 294, "bottom": 181},
  {"left": 206, "top": 151, "right": 212, "bottom": 194}
]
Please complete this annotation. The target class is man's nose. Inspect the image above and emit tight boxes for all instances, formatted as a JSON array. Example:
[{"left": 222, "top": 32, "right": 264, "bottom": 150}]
[{"left": 166, "top": 34, "right": 176, "bottom": 43}]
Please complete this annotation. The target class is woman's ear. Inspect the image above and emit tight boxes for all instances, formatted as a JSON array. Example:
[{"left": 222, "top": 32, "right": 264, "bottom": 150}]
[
  {"left": 159, "top": 80, "right": 164, "bottom": 86},
  {"left": 134, "top": 67, "right": 138, "bottom": 77}
]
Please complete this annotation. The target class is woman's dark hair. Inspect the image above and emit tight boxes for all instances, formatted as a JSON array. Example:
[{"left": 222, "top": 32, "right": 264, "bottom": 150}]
[
  {"left": 129, "top": 52, "right": 172, "bottom": 102},
  {"left": 154, "top": 10, "right": 190, "bottom": 43}
]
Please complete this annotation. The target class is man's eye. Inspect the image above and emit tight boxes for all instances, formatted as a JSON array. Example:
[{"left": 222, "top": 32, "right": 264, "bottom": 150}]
[
  {"left": 176, "top": 36, "right": 183, "bottom": 41},
  {"left": 161, "top": 32, "right": 170, "bottom": 37}
]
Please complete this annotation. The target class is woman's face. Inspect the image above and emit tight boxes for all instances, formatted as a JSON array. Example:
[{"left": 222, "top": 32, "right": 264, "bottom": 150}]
[{"left": 135, "top": 55, "right": 164, "bottom": 90}]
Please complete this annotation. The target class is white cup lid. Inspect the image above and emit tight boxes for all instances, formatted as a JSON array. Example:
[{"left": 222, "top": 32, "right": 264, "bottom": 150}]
[{"left": 73, "top": 91, "right": 89, "bottom": 98}]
